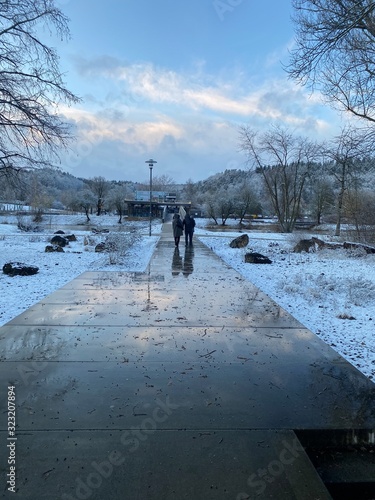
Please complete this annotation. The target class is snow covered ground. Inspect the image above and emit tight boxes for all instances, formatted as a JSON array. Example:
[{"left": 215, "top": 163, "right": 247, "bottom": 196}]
[{"left": 0, "top": 213, "right": 374, "bottom": 381}]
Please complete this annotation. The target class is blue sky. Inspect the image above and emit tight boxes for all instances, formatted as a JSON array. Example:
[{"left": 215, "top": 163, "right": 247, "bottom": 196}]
[{"left": 53, "top": 0, "right": 346, "bottom": 183}]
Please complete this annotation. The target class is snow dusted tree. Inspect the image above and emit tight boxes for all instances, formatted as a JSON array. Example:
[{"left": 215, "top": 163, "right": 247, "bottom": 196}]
[
  {"left": 287, "top": 0, "right": 375, "bottom": 123},
  {"left": 344, "top": 188, "right": 375, "bottom": 242},
  {"left": 183, "top": 178, "right": 196, "bottom": 204},
  {"left": 308, "top": 177, "right": 335, "bottom": 225},
  {"left": 87, "top": 176, "right": 110, "bottom": 216},
  {"left": 0, "top": 0, "right": 79, "bottom": 177},
  {"left": 323, "top": 126, "right": 374, "bottom": 236},
  {"left": 203, "top": 188, "right": 237, "bottom": 226},
  {"left": 70, "top": 189, "right": 96, "bottom": 222},
  {"left": 152, "top": 174, "right": 175, "bottom": 192},
  {"left": 239, "top": 125, "right": 320, "bottom": 232},
  {"left": 217, "top": 191, "right": 235, "bottom": 225},
  {"left": 234, "top": 182, "right": 262, "bottom": 224},
  {"left": 204, "top": 195, "right": 219, "bottom": 225},
  {"left": 27, "top": 171, "right": 52, "bottom": 221},
  {"left": 108, "top": 185, "right": 130, "bottom": 223},
  {"left": 137, "top": 174, "right": 175, "bottom": 192}
]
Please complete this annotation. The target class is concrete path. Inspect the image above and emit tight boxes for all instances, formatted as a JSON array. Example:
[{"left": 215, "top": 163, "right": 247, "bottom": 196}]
[{"left": 0, "top": 223, "right": 374, "bottom": 499}]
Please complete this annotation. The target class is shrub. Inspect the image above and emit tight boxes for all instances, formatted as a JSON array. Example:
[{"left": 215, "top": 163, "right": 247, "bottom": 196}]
[{"left": 105, "top": 230, "right": 141, "bottom": 265}]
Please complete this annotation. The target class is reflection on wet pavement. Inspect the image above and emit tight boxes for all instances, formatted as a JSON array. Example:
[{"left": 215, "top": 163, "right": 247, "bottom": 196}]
[
  {"left": 171, "top": 247, "right": 183, "bottom": 276},
  {"left": 172, "top": 244, "right": 194, "bottom": 277},
  {"left": 183, "top": 245, "right": 194, "bottom": 277}
]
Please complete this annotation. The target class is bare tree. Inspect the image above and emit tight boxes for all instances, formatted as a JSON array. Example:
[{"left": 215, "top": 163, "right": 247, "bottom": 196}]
[
  {"left": 204, "top": 195, "right": 219, "bottom": 225},
  {"left": 217, "top": 191, "right": 235, "bottom": 226},
  {"left": 0, "top": 0, "right": 79, "bottom": 176},
  {"left": 27, "top": 172, "right": 52, "bottom": 222},
  {"left": 287, "top": 0, "right": 375, "bottom": 123},
  {"left": 183, "top": 178, "right": 196, "bottom": 203},
  {"left": 70, "top": 189, "right": 96, "bottom": 222},
  {"left": 309, "top": 178, "right": 335, "bottom": 225},
  {"left": 152, "top": 174, "right": 175, "bottom": 191},
  {"left": 138, "top": 174, "right": 175, "bottom": 192},
  {"left": 344, "top": 188, "right": 375, "bottom": 243},
  {"left": 204, "top": 189, "right": 236, "bottom": 226},
  {"left": 108, "top": 185, "right": 129, "bottom": 223},
  {"left": 239, "top": 125, "right": 320, "bottom": 232},
  {"left": 235, "top": 182, "right": 262, "bottom": 224},
  {"left": 323, "top": 126, "right": 374, "bottom": 236},
  {"left": 87, "top": 176, "right": 110, "bottom": 216}
]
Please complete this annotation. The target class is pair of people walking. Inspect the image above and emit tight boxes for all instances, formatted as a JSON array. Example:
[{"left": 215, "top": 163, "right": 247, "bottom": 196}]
[{"left": 172, "top": 212, "right": 195, "bottom": 247}]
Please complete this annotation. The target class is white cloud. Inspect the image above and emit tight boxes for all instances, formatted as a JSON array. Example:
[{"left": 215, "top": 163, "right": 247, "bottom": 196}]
[
  {"left": 62, "top": 103, "right": 237, "bottom": 155},
  {"left": 60, "top": 56, "right": 346, "bottom": 181},
  {"left": 63, "top": 106, "right": 182, "bottom": 147},
  {"left": 73, "top": 56, "right": 333, "bottom": 128}
]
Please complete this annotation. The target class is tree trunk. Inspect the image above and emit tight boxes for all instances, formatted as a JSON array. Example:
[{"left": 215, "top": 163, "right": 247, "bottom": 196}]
[{"left": 335, "top": 184, "right": 345, "bottom": 236}]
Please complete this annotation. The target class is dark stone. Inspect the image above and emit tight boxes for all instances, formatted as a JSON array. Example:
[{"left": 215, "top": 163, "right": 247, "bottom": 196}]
[
  {"left": 230, "top": 234, "right": 249, "bottom": 248},
  {"left": 3, "top": 262, "right": 39, "bottom": 276},
  {"left": 343, "top": 241, "right": 375, "bottom": 254},
  {"left": 245, "top": 252, "right": 272, "bottom": 264},
  {"left": 65, "top": 234, "right": 77, "bottom": 242},
  {"left": 54, "top": 230, "right": 65, "bottom": 234},
  {"left": 293, "top": 239, "right": 316, "bottom": 253},
  {"left": 45, "top": 245, "right": 64, "bottom": 253},
  {"left": 50, "top": 235, "right": 69, "bottom": 247},
  {"left": 95, "top": 242, "right": 107, "bottom": 253}
]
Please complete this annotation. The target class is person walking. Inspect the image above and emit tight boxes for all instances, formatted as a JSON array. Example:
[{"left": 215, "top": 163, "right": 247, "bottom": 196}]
[
  {"left": 172, "top": 213, "right": 183, "bottom": 247},
  {"left": 183, "top": 213, "right": 196, "bottom": 246}
]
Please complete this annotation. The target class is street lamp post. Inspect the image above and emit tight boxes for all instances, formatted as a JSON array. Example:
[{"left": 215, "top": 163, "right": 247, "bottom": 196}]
[{"left": 145, "top": 159, "right": 157, "bottom": 236}]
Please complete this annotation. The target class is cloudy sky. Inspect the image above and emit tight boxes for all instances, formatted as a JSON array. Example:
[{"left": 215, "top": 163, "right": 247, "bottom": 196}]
[{"left": 53, "top": 0, "right": 346, "bottom": 183}]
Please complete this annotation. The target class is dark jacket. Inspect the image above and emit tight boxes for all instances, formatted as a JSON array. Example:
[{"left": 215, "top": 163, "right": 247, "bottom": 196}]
[{"left": 183, "top": 215, "right": 195, "bottom": 233}]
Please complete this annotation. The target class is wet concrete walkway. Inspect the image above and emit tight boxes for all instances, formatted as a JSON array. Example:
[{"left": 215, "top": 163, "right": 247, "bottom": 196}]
[{"left": 1, "top": 223, "right": 374, "bottom": 499}]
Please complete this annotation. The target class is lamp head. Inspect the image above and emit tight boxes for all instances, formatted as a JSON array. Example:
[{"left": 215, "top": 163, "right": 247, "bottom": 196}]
[{"left": 145, "top": 158, "right": 157, "bottom": 169}]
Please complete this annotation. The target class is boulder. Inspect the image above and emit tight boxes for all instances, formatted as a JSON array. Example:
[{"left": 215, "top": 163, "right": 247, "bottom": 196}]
[
  {"left": 95, "top": 242, "right": 107, "bottom": 253},
  {"left": 53, "top": 231, "right": 76, "bottom": 241},
  {"left": 245, "top": 252, "right": 272, "bottom": 264},
  {"left": 45, "top": 245, "right": 64, "bottom": 253},
  {"left": 230, "top": 234, "right": 249, "bottom": 249},
  {"left": 3, "top": 262, "right": 39, "bottom": 276},
  {"left": 343, "top": 241, "right": 375, "bottom": 254},
  {"left": 50, "top": 235, "right": 69, "bottom": 247},
  {"left": 293, "top": 239, "right": 316, "bottom": 253}
]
